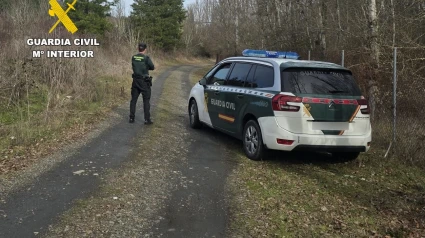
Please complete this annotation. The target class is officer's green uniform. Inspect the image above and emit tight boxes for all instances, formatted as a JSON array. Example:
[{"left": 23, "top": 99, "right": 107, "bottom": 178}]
[{"left": 130, "top": 53, "right": 155, "bottom": 122}]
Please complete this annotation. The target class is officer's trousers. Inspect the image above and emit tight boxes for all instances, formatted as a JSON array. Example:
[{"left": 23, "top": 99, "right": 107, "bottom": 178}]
[{"left": 129, "top": 79, "right": 151, "bottom": 121}]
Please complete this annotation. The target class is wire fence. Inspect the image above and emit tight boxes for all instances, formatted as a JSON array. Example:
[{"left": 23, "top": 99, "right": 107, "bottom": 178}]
[{"left": 305, "top": 48, "right": 425, "bottom": 165}]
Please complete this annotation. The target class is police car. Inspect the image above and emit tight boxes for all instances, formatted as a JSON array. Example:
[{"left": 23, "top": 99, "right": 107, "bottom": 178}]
[{"left": 188, "top": 49, "right": 371, "bottom": 161}]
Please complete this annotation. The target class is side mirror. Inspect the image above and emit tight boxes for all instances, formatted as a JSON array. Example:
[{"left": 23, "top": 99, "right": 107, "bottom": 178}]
[{"left": 199, "top": 78, "right": 207, "bottom": 87}]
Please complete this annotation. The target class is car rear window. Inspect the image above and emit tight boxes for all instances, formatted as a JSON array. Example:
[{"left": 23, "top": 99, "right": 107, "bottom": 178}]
[{"left": 281, "top": 68, "right": 362, "bottom": 96}]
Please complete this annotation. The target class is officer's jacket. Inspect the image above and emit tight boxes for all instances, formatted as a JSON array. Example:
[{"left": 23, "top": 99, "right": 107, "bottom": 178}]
[{"left": 132, "top": 53, "right": 155, "bottom": 78}]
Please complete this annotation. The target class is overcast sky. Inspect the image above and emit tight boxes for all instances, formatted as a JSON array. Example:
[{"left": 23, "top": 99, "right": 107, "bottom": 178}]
[{"left": 119, "top": 0, "right": 197, "bottom": 15}]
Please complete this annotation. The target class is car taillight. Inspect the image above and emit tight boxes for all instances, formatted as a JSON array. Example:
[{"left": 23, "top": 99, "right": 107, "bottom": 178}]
[
  {"left": 357, "top": 98, "right": 370, "bottom": 114},
  {"left": 272, "top": 95, "right": 303, "bottom": 112},
  {"left": 277, "top": 139, "right": 294, "bottom": 145}
]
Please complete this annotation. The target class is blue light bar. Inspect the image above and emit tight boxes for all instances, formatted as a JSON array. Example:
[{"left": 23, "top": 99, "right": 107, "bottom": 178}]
[{"left": 242, "top": 49, "right": 300, "bottom": 59}]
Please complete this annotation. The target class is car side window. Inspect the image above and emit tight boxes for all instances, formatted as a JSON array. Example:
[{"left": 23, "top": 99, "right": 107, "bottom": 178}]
[
  {"left": 207, "top": 63, "right": 231, "bottom": 85},
  {"left": 244, "top": 65, "right": 257, "bottom": 88},
  {"left": 204, "top": 64, "right": 220, "bottom": 79},
  {"left": 247, "top": 65, "right": 274, "bottom": 88},
  {"left": 227, "top": 63, "right": 253, "bottom": 87}
]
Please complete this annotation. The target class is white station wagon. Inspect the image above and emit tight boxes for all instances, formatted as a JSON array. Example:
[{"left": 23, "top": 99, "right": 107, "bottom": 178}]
[{"left": 188, "top": 49, "right": 372, "bottom": 161}]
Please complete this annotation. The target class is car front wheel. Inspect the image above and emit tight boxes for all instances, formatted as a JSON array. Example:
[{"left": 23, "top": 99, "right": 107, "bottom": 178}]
[
  {"left": 189, "top": 99, "right": 202, "bottom": 129},
  {"left": 243, "top": 120, "right": 265, "bottom": 161}
]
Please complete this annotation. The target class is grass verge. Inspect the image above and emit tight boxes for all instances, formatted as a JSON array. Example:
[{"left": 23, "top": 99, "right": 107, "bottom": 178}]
[
  {"left": 0, "top": 76, "right": 129, "bottom": 175},
  {"left": 228, "top": 149, "right": 425, "bottom": 237},
  {"left": 189, "top": 65, "right": 212, "bottom": 85}
]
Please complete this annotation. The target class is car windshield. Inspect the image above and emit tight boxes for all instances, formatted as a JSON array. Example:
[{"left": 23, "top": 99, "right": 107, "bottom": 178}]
[{"left": 281, "top": 68, "right": 362, "bottom": 96}]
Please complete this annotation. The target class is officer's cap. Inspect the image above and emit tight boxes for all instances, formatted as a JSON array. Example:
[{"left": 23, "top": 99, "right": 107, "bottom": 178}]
[{"left": 139, "top": 43, "right": 147, "bottom": 52}]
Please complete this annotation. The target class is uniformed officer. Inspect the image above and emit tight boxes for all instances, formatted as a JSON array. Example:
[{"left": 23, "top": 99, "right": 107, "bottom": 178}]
[{"left": 129, "top": 43, "right": 155, "bottom": 124}]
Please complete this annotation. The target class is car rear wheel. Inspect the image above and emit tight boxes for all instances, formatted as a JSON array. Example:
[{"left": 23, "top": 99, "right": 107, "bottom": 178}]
[
  {"left": 189, "top": 99, "right": 202, "bottom": 129},
  {"left": 332, "top": 152, "right": 360, "bottom": 161},
  {"left": 243, "top": 120, "right": 265, "bottom": 161}
]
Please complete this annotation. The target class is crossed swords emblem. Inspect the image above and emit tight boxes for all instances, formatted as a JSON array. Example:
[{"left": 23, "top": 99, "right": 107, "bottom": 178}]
[{"left": 48, "top": 0, "right": 78, "bottom": 34}]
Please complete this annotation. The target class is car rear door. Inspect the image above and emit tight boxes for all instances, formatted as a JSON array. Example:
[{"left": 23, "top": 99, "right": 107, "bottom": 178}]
[{"left": 276, "top": 68, "right": 370, "bottom": 136}]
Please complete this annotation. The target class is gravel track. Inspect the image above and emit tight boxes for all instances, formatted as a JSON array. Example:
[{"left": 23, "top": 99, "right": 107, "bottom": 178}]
[{"left": 150, "top": 67, "right": 240, "bottom": 238}]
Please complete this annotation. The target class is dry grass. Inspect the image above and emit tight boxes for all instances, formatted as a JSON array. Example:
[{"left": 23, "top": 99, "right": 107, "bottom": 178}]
[
  {"left": 0, "top": 5, "right": 133, "bottom": 172},
  {"left": 228, "top": 150, "right": 425, "bottom": 238},
  {"left": 0, "top": 0, "right": 209, "bottom": 175}
]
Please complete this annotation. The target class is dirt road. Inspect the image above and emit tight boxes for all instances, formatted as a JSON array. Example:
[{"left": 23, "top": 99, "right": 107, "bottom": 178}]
[{"left": 0, "top": 64, "right": 240, "bottom": 238}]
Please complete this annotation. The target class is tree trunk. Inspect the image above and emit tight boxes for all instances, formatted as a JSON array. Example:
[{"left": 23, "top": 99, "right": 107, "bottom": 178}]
[
  {"left": 318, "top": 0, "right": 327, "bottom": 59},
  {"left": 368, "top": 0, "right": 380, "bottom": 65},
  {"left": 235, "top": 12, "right": 239, "bottom": 55},
  {"left": 367, "top": 0, "right": 380, "bottom": 122},
  {"left": 336, "top": 0, "right": 342, "bottom": 46},
  {"left": 390, "top": 0, "right": 396, "bottom": 47}
]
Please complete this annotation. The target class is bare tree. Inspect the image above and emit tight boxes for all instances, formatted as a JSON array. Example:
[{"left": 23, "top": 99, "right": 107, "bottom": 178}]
[
  {"left": 368, "top": 0, "right": 380, "bottom": 65},
  {"left": 112, "top": 0, "right": 126, "bottom": 42},
  {"left": 318, "top": 0, "right": 327, "bottom": 59},
  {"left": 182, "top": 6, "right": 196, "bottom": 54},
  {"left": 367, "top": 0, "right": 380, "bottom": 121},
  {"left": 336, "top": 0, "right": 343, "bottom": 46}
]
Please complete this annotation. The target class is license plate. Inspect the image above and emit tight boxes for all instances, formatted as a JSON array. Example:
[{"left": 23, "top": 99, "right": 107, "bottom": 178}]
[{"left": 311, "top": 122, "right": 350, "bottom": 131}]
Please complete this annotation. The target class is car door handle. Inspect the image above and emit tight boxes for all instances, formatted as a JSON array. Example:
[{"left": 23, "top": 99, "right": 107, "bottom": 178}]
[
  {"left": 214, "top": 90, "right": 220, "bottom": 95},
  {"left": 237, "top": 94, "right": 244, "bottom": 99}
]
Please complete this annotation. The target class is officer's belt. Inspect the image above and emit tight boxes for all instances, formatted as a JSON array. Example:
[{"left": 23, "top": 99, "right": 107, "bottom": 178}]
[{"left": 133, "top": 75, "right": 149, "bottom": 80}]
